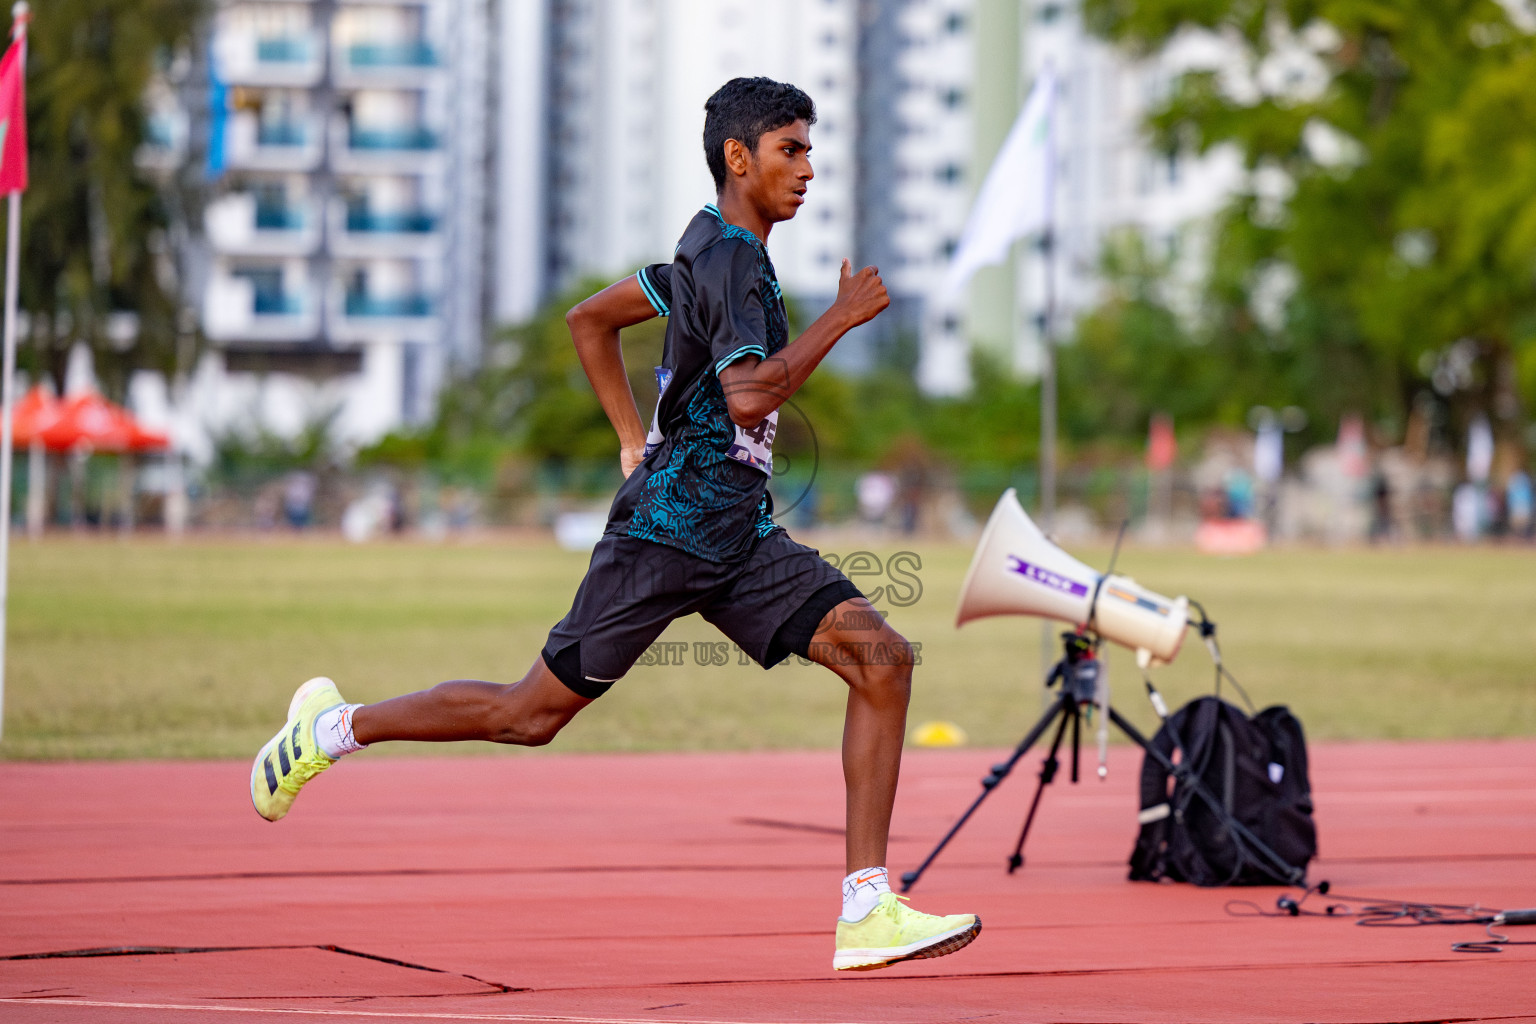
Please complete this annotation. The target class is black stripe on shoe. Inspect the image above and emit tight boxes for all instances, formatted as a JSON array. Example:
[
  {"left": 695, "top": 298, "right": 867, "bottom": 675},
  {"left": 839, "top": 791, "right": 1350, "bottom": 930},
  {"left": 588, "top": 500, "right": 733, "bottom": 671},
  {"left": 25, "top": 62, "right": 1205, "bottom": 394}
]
[
  {"left": 277, "top": 740, "right": 291, "bottom": 776},
  {"left": 912, "top": 919, "right": 982, "bottom": 962},
  {"left": 291, "top": 721, "right": 303, "bottom": 760},
  {"left": 264, "top": 756, "right": 279, "bottom": 795}
]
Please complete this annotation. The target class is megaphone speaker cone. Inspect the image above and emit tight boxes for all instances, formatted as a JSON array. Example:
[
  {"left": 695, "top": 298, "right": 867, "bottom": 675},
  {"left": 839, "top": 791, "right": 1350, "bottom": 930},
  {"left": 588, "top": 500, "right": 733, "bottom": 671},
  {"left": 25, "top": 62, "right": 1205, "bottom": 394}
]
[{"left": 955, "top": 489, "right": 1189, "bottom": 663}]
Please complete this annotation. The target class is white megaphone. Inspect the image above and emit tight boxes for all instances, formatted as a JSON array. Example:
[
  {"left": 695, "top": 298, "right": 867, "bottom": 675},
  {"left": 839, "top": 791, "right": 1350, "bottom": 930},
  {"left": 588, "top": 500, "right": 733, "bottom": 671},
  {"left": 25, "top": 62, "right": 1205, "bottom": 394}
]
[{"left": 956, "top": 489, "right": 1190, "bottom": 664}]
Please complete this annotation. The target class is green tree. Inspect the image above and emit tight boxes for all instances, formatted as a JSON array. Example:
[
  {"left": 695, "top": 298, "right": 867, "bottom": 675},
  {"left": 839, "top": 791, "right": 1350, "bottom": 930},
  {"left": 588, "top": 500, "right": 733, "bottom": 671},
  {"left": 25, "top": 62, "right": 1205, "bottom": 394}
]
[
  {"left": 20, "top": 0, "right": 205, "bottom": 400},
  {"left": 1057, "top": 230, "right": 1219, "bottom": 447},
  {"left": 375, "top": 278, "right": 668, "bottom": 482},
  {"left": 1084, "top": 0, "right": 1536, "bottom": 458}
]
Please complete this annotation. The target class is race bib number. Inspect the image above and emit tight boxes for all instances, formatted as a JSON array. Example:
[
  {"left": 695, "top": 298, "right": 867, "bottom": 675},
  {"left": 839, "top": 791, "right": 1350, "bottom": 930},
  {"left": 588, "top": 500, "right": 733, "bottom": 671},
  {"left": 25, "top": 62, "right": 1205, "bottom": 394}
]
[
  {"left": 644, "top": 365, "right": 777, "bottom": 476},
  {"left": 727, "top": 411, "right": 777, "bottom": 476}
]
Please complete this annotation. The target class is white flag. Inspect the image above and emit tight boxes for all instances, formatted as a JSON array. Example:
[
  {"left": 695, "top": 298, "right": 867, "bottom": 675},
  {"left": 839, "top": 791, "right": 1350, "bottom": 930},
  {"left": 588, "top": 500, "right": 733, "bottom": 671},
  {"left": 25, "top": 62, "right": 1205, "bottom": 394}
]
[{"left": 946, "top": 69, "right": 1057, "bottom": 294}]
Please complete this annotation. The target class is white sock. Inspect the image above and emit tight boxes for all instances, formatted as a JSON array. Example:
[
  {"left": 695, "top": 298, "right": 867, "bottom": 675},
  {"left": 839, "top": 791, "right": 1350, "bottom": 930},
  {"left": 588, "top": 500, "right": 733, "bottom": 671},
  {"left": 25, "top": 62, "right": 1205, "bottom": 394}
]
[
  {"left": 314, "top": 703, "right": 367, "bottom": 758},
  {"left": 841, "top": 866, "right": 891, "bottom": 921}
]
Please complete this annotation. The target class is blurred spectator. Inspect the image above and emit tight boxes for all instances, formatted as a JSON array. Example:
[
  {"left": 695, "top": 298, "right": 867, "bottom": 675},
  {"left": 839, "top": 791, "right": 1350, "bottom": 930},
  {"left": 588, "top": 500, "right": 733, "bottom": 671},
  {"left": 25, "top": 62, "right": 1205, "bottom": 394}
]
[
  {"left": 1224, "top": 468, "right": 1254, "bottom": 519},
  {"left": 1452, "top": 482, "right": 1482, "bottom": 542},
  {"left": 890, "top": 438, "right": 933, "bottom": 535},
  {"left": 1369, "top": 471, "right": 1394, "bottom": 543},
  {"left": 387, "top": 480, "right": 407, "bottom": 534},
  {"left": 1199, "top": 486, "right": 1226, "bottom": 521},
  {"left": 856, "top": 471, "right": 895, "bottom": 527},
  {"left": 793, "top": 482, "right": 820, "bottom": 530},
  {"left": 1507, "top": 469, "right": 1533, "bottom": 540},
  {"left": 282, "top": 471, "right": 316, "bottom": 530}
]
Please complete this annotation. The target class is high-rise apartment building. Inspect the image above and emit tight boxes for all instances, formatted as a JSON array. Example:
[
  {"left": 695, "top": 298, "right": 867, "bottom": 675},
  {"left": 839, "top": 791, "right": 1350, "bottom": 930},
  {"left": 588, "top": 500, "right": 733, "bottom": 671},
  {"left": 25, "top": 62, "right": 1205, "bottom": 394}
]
[
  {"left": 183, "top": 0, "right": 486, "bottom": 445},
  {"left": 854, "top": 0, "right": 982, "bottom": 389},
  {"left": 163, "top": 0, "right": 1239, "bottom": 451}
]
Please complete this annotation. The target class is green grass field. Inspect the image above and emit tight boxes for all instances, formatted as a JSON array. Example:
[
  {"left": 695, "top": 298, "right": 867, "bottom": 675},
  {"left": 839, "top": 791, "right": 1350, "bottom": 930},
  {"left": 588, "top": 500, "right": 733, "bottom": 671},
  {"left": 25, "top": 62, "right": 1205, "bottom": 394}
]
[{"left": 0, "top": 534, "right": 1531, "bottom": 760}]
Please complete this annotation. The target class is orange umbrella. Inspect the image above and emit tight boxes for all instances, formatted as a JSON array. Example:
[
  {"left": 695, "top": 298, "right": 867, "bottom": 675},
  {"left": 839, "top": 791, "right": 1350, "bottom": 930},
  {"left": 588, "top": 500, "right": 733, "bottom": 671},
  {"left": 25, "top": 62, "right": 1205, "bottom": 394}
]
[
  {"left": 9, "top": 386, "right": 61, "bottom": 447},
  {"left": 38, "top": 392, "right": 169, "bottom": 453}
]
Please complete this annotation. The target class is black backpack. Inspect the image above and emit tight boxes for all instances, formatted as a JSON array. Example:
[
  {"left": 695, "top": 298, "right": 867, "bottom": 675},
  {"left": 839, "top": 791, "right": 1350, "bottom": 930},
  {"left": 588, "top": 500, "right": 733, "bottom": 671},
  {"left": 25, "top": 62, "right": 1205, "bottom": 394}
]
[{"left": 1129, "top": 696, "right": 1317, "bottom": 886}]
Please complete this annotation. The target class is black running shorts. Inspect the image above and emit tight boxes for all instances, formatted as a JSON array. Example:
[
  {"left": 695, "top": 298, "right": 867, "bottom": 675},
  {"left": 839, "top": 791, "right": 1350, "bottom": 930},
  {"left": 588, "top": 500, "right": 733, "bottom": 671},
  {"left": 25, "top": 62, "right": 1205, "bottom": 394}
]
[{"left": 541, "top": 531, "right": 862, "bottom": 698}]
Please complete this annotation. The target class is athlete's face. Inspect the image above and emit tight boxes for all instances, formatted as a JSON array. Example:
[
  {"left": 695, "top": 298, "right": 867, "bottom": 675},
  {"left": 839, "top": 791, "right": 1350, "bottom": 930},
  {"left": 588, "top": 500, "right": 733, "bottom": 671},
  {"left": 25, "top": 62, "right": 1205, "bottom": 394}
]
[{"left": 745, "top": 119, "right": 813, "bottom": 223}]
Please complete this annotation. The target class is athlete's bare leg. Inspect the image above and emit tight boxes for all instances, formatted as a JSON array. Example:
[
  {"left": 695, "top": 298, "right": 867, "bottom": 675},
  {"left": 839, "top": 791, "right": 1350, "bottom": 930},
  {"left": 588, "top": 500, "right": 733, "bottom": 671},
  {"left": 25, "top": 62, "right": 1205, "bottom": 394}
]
[
  {"left": 350, "top": 656, "right": 592, "bottom": 747},
  {"left": 805, "top": 597, "right": 913, "bottom": 874}
]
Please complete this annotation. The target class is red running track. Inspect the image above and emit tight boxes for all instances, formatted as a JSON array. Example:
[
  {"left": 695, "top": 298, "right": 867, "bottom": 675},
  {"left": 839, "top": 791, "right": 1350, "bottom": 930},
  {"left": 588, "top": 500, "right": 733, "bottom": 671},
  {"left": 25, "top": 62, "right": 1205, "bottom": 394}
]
[{"left": 2, "top": 741, "right": 1534, "bottom": 1023}]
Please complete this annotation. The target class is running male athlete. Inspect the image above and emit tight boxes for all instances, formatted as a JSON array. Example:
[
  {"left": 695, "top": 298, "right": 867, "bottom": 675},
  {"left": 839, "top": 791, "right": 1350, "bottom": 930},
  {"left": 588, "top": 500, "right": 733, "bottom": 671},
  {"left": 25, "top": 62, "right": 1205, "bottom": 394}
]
[{"left": 250, "top": 77, "right": 981, "bottom": 972}]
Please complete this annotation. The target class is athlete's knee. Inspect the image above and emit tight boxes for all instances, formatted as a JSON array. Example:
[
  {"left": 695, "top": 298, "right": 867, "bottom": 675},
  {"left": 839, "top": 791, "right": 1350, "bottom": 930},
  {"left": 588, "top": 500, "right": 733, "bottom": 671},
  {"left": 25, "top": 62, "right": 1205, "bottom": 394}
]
[
  {"left": 845, "top": 631, "right": 913, "bottom": 704},
  {"left": 486, "top": 705, "right": 566, "bottom": 746},
  {"left": 483, "top": 685, "right": 572, "bottom": 747}
]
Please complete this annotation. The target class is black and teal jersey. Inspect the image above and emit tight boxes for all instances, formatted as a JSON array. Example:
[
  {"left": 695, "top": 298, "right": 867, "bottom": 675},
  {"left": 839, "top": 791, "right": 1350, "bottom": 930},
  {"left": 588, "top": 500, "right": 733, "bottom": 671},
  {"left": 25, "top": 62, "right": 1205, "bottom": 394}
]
[{"left": 606, "top": 204, "right": 789, "bottom": 563}]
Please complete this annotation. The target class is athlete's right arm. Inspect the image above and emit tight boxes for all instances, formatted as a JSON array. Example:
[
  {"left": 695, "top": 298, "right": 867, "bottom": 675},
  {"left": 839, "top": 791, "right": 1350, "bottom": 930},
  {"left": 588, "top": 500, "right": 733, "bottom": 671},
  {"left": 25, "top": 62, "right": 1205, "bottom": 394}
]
[{"left": 566, "top": 275, "right": 662, "bottom": 478}]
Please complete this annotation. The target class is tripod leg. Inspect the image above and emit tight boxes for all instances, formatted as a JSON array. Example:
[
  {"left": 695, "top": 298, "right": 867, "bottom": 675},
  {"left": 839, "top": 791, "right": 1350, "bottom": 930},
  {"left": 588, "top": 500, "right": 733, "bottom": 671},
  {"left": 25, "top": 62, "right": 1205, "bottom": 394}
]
[
  {"left": 899, "top": 690, "right": 1073, "bottom": 893},
  {"left": 1069, "top": 697, "right": 1081, "bottom": 784},
  {"left": 1108, "top": 705, "right": 1305, "bottom": 886},
  {"left": 1007, "top": 702, "right": 1073, "bottom": 873}
]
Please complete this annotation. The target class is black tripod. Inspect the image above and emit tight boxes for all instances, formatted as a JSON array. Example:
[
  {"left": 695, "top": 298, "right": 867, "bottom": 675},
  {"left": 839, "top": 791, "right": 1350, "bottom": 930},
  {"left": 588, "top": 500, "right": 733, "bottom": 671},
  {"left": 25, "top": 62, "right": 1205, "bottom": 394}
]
[{"left": 899, "top": 629, "right": 1303, "bottom": 893}]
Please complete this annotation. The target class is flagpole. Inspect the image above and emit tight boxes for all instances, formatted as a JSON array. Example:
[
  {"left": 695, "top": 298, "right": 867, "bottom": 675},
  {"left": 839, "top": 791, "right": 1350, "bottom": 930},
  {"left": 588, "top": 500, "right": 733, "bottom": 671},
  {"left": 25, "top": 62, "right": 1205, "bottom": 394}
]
[
  {"left": 1036, "top": 66, "right": 1058, "bottom": 686},
  {"left": 1038, "top": 201, "right": 1056, "bottom": 534},
  {"left": 0, "top": 0, "right": 27, "bottom": 742}
]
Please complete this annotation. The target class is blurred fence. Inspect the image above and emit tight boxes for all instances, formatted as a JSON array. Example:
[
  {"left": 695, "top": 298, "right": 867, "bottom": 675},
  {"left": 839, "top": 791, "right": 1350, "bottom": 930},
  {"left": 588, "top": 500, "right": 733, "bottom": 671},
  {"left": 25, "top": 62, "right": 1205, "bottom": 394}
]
[{"left": 11, "top": 451, "right": 1527, "bottom": 545}]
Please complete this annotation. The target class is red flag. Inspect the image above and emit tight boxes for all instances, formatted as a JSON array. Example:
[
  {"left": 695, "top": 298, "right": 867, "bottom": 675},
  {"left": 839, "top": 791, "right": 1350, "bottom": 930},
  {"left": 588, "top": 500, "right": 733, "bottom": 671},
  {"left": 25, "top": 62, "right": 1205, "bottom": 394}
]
[{"left": 0, "top": 37, "right": 26, "bottom": 195}]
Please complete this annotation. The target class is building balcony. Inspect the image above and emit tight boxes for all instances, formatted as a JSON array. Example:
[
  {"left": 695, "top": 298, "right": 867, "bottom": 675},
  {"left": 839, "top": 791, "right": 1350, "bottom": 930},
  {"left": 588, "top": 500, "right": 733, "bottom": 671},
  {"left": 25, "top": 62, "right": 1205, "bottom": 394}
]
[
  {"left": 334, "top": 39, "right": 439, "bottom": 88},
  {"left": 347, "top": 208, "right": 436, "bottom": 232},
  {"left": 225, "top": 113, "right": 323, "bottom": 172},
  {"left": 349, "top": 125, "right": 439, "bottom": 151},
  {"left": 213, "top": 29, "right": 323, "bottom": 88},
  {"left": 348, "top": 41, "right": 437, "bottom": 67},
  {"left": 331, "top": 287, "right": 436, "bottom": 342},
  {"left": 205, "top": 193, "right": 321, "bottom": 257},
  {"left": 204, "top": 274, "right": 319, "bottom": 344},
  {"left": 332, "top": 121, "right": 443, "bottom": 175},
  {"left": 344, "top": 293, "right": 433, "bottom": 318},
  {"left": 331, "top": 201, "right": 441, "bottom": 259}
]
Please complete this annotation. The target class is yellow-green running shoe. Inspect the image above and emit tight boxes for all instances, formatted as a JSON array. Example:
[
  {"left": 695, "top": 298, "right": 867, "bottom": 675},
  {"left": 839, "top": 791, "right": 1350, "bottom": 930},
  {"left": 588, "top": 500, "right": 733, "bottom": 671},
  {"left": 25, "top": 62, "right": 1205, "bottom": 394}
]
[
  {"left": 250, "top": 677, "right": 343, "bottom": 822},
  {"left": 833, "top": 892, "right": 981, "bottom": 971}
]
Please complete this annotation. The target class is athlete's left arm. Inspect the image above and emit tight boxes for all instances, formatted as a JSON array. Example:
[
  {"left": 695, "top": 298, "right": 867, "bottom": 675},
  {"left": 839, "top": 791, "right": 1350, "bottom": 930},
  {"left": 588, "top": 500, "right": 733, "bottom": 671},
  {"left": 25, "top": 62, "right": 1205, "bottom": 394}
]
[
  {"left": 718, "top": 259, "right": 888, "bottom": 427},
  {"left": 566, "top": 275, "right": 662, "bottom": 477}
]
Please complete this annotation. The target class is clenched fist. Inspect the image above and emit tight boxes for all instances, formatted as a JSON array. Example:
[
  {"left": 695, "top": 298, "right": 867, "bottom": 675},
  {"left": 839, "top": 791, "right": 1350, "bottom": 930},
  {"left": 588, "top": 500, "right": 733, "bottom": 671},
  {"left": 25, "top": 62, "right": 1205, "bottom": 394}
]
[{"left": 832, "top": 258, "right": 890, "bottom": 328}]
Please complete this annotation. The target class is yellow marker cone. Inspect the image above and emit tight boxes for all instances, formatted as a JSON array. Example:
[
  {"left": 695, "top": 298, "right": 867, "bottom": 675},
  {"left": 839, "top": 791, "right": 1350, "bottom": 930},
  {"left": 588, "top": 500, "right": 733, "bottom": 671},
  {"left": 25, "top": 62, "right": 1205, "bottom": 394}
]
[{"left": 912, "top": 720, "right": 968, "bottom": 748}]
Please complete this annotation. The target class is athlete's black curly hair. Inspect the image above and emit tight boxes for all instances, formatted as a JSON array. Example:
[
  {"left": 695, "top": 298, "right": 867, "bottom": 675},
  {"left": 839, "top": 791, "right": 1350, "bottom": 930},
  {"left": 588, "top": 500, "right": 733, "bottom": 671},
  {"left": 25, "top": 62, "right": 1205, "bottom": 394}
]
[{"left": 703, "top": 77, "right": 817, "bottom": 192}]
